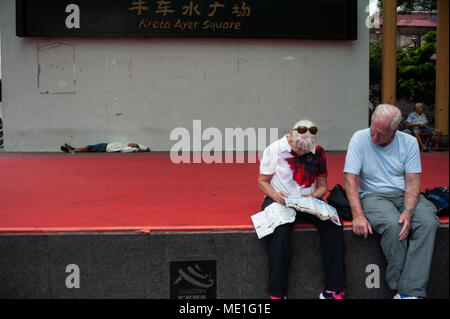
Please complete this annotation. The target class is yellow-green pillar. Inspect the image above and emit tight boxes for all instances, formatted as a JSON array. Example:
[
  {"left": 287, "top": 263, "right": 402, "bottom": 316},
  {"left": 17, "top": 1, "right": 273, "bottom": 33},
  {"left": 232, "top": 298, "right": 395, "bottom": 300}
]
[
  {"left": 382, "top": 0, "right": 397, "bottom": 105},
  {"left": 435, "top": 0, "right": 449, "bottom": 135}
]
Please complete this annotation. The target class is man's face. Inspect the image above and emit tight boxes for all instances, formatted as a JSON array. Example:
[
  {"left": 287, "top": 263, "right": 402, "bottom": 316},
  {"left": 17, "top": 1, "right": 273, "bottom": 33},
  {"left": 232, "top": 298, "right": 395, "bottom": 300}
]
[
  {"left": 370, "top": 117, "right": 395, "bottom": 145},
  {"left": 290, "top": 140, "right": 308, "bottom": 156},
  {"left": 416, "top": 105, "right": 423, "bottom": 114},
  {"left": 291, "top": 129, "right": 317, "bottom": 154}
]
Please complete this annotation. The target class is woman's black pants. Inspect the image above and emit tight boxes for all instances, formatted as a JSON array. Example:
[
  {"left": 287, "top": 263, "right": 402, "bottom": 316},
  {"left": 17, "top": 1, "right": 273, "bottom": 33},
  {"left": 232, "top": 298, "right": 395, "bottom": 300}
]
[{"left": 262, "top": 196, "right": 346, "bottom": 298}]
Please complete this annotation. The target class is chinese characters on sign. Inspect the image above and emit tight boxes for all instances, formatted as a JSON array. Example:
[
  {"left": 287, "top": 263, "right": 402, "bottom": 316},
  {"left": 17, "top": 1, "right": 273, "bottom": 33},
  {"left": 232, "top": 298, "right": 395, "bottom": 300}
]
[
  {"left": 128, "top": 0, "right": 149, "bottom": 15},
  {"left": 129, "top": 1, "right": 251, "bottom": 17},
  {"left": 16, "top": 0, "right": 358, "bottom": 40},
  {"left": 130, "top": 0, "right": 252, "bottom": 32}
]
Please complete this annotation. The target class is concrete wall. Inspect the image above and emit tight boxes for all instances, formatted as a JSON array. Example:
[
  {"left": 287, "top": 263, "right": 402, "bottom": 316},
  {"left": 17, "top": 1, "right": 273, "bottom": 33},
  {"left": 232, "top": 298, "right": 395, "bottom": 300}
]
[
  {"left": 0, "top": 227, "right": 448, "bottom": 299},
  {"left": 0, "top": 0, "right": 369, "bottom": 152}
]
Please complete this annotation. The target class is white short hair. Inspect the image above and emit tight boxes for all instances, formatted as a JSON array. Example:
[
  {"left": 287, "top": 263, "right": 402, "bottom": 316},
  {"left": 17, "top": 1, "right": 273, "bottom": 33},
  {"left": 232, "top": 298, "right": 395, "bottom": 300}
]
[
  {"left": 372, "top": 104, "right": 402, "bottom": 131},
  {"left": 293, "top": 119, "right": 316, "bottom": 129}
]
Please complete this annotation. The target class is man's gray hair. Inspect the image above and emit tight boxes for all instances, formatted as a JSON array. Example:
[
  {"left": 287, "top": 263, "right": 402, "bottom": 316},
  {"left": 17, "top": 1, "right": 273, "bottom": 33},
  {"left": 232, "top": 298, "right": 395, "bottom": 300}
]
[{"left": 372, "top": 104, "right": 403, "bottom": 131}]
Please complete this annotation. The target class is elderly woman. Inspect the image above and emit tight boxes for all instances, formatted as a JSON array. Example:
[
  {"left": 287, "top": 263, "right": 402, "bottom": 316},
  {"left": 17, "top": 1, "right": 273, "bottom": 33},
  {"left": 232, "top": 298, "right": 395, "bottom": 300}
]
[{"left": 257, "top": 120, "right": 345, "bottom": 299}]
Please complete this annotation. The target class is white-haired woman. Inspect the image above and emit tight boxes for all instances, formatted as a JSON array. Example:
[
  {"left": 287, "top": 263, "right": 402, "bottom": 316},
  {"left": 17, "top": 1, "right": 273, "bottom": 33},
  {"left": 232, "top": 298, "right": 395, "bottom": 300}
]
[{"left": 257, "top": 120, "right": 345, "bottom": 299}]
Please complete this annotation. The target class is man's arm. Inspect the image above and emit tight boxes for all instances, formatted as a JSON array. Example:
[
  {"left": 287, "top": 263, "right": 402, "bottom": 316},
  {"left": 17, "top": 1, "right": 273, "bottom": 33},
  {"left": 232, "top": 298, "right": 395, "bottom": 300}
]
[
  {"left": 406, "top": 113, "right": 426, "bottom": 128},
  {"left": 257, "top": 174, "right": 287, "bottom": 205},
  {"left": 344, "top": 172, "right": 373, "bottom": 239},
  {"left": 422, "top": 114, "right": 429, "bottom": 127},
  {"left": 314, "top": 176, "right": 328, "bottom": 198},
  {"left": 405, "top": 113, "right": 415, "bottom": 128},
  {"left": 302, "top": 176, "right": 328, "bottom": 199},
  {"left": 404, "top": 173, "right": 421, "bottom": 210},
  {"left": 398, "top": 173, "right": 421, "bottom": 240},
  {"left": 406, "top": 121, "right": 417, "bottom": 129},
  {"left": 406, "top": 120, "right": 426, "bottom": 128}
]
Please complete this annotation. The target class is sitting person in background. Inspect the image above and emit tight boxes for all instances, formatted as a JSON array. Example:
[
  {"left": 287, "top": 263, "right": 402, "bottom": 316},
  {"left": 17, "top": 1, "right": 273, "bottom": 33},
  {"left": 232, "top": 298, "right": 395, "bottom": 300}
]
[
  {"left": 406, "top": 103, "right": 441, "bottom": 152},
  {"left": 60, "top": 142, "right": 150, "bottom": 153}
]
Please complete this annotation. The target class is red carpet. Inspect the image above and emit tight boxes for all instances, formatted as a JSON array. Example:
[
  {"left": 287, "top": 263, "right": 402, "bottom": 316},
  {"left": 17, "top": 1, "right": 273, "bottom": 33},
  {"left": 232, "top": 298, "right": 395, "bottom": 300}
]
[{"left": 0, "top": 152, "right": 448, "bottom": 233}]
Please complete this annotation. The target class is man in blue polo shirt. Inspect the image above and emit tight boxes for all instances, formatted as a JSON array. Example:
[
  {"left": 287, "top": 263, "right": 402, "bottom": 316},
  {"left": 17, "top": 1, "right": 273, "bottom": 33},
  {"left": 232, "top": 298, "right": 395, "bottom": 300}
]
[
  {"left": 406, "top": 103, "right": 441, "bottom": 152},
  {"left": 344, "top": 104, "right": 439, "bottom": 299}
]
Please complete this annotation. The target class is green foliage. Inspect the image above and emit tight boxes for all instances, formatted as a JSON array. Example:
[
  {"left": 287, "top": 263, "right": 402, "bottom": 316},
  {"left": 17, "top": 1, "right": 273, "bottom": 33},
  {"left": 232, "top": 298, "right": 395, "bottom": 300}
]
[
  {"left": 396, "top": 31, "right": 436, "bottom": 105},
  {"left": 369, "top": 40, "right": 383, "bottom": 86},
  {"left": 422, "top": 30, "right": 436, "bottom": 43},
  {"left": 369, "top": 31, "right": 437, "bottom": 105},
  {"left": 377, "top": 0, "right": 437, "bottom": 13}
]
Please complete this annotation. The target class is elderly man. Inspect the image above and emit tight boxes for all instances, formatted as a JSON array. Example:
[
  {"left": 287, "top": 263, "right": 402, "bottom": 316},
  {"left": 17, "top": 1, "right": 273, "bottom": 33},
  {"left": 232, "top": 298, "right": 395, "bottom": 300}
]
[
  {"left": 344, "top": 104, "right": 439, "bottom": 299},
  {"left": 406, "top": 103, "right": 441, "bottom": 152},
  {"left": 258, "top": 120, "right": 345, "bottom": 299}
]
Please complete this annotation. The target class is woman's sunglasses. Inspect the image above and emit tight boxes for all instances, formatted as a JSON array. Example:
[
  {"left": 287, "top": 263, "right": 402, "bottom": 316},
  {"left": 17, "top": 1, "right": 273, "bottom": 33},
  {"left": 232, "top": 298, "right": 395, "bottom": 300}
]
[{"left": 294, "top": 126, "right": 318, "bottom": 135}]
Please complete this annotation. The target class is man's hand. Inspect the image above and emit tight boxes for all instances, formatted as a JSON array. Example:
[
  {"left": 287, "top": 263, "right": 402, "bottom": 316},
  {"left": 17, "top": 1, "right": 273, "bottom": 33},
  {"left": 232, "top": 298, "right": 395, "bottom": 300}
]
[
  {"left": 344, "top": 173, "right": 373, "bottom": 239},
  {"left": 273, "top": 191, "right": 288, "bottom": 205},
  {"left": 400, "top": 173, "right": 420, "bottom": 240},
  {"left": 352, "top": 214, "right": 373, "bottom": 239},
  {"left": 398, "top": 210, "right": 412, "bottom": 241}
]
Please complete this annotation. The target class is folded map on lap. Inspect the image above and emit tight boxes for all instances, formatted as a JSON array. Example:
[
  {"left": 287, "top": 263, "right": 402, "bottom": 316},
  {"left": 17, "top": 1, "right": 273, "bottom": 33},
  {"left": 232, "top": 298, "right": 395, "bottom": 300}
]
[{"left": 251, "top": 196, "right": 341, "bottom": 239}]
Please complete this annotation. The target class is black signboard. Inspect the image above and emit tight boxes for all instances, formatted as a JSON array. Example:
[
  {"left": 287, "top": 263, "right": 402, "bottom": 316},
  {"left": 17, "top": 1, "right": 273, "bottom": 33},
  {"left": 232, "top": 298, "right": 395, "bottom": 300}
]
[
  {"left": 16, "top": 0, "right": 357, "bottom": 40},
  {"left": 170, "top": 260, "right": 217, "bottom": 299}
]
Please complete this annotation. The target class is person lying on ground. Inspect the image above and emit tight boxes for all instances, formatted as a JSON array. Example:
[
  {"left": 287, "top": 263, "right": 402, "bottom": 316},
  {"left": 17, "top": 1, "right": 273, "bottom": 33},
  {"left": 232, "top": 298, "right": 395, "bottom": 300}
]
[{"left": 60, "top": 142, "right": 150, "bottom": 153}]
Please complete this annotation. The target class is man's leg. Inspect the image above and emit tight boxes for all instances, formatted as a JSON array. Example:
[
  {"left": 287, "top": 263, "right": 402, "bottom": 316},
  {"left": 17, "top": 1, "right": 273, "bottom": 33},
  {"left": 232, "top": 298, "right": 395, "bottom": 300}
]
[
  {"left": 394, "top": 194, "right": 439, "bottom": 298},
  {"left": 361, "top": 192, "right": 408, "bottom": 291},
  {"left": 413, "top": 129, "right": 426, "bottom": 150},
  {"left": 298, "top": 212, "right": 345, "bottom": 293},
  {"left": 432, "top": 129, "right": 441, "bottom": 150},
  {"left": 86, "top": 143, "right": 108, "bottom": 152},
  {"left": 265, "top": 222, "right": 295, "bottom": 298},
  {"left": 262, "top": 197, "right": 295, "bottom": 298}
]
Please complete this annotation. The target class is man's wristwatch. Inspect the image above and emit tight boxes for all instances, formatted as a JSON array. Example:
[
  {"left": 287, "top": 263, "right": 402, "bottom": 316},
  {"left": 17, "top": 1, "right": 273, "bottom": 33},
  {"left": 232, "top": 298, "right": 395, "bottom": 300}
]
[{"left": 403, "top": 207, "right": 414, "bottom": 216}]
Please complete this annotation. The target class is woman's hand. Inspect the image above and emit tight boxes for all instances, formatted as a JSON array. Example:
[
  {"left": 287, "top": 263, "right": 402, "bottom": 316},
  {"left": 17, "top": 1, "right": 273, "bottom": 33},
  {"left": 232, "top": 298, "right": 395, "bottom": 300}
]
[
  {"left": 301, "top": 177, "right": 328, "bottom": 199},
  {"left": 274, "top": 191, "right": 288, "bottom": 205},
  {"left": 258, "top": 174, "right": 288, "bottom": 205}
]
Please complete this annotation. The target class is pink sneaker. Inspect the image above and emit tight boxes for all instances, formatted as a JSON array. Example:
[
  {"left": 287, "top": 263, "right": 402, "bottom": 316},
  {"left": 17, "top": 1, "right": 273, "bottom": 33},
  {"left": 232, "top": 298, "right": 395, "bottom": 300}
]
[{"left": 319, "top": 290, "right": 345, "bottom": 299}]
